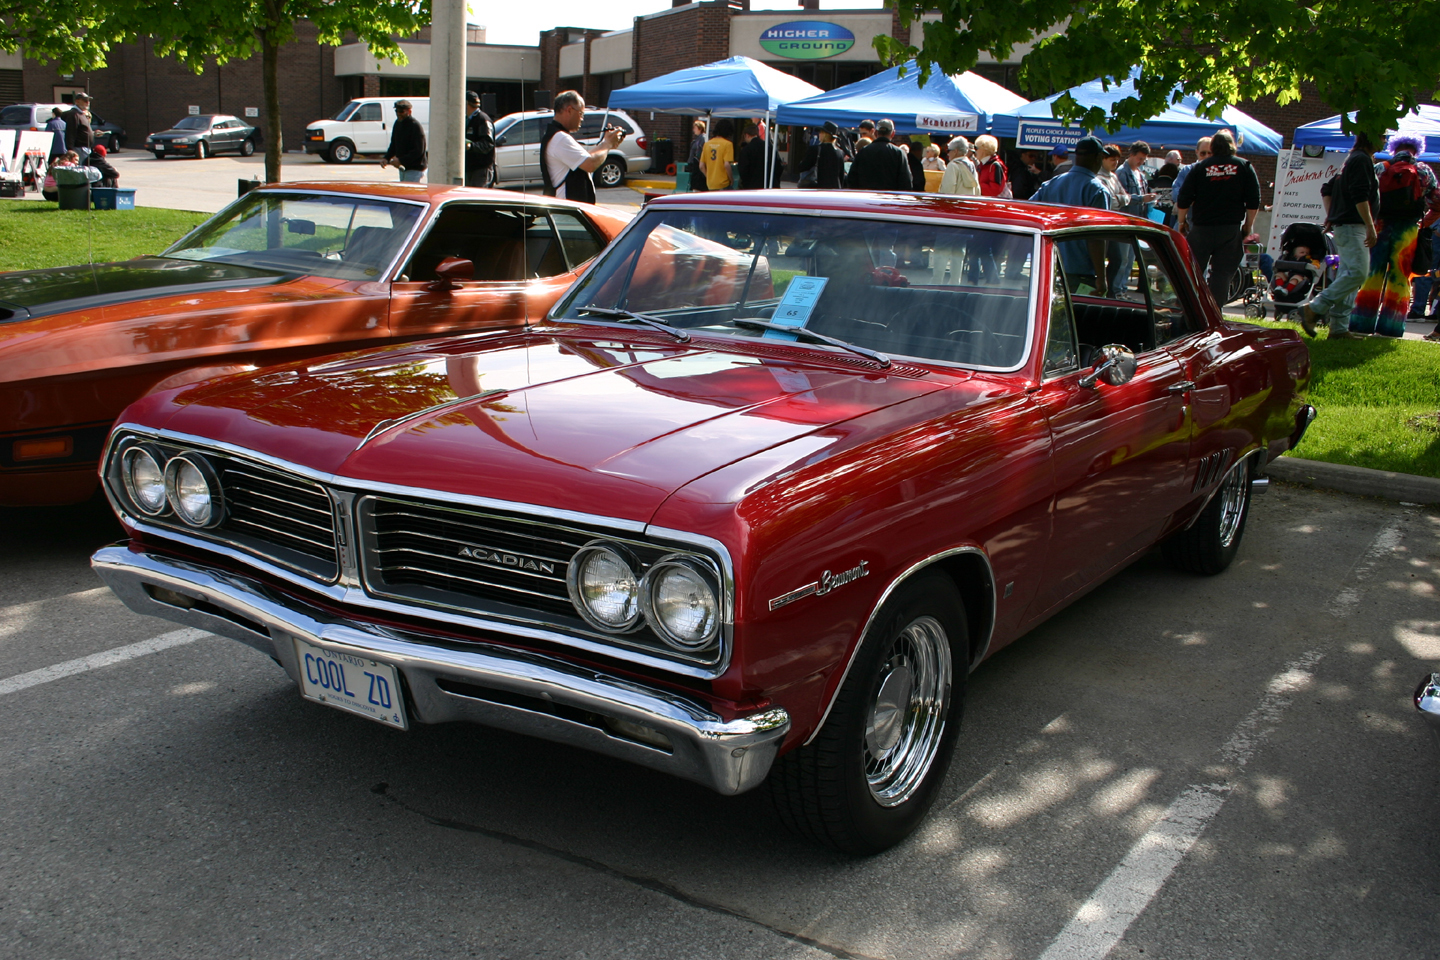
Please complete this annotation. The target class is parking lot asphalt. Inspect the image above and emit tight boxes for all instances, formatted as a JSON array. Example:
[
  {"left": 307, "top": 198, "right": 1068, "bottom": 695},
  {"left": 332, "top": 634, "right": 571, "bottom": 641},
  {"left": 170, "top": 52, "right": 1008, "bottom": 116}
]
[
  {"left": 97, "top": 149, "right": 646, "bottom": 216},
  {"left": 2, "top": 484, "right": 1436, "bottom": 959}
]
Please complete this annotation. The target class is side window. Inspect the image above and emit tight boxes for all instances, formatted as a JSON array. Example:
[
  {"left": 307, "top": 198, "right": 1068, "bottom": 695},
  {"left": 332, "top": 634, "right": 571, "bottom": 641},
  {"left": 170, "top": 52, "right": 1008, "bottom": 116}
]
[
  {"left": 549, "top": 210, "right": 603, "bottom": 270},
  {"left": 403, "top": 205, "right": 529, "bottom": 283},
  {"left": 523, "top": 216, "right": 569, "bottom": 278},
  {"left": 1044, "top": 248, "right": 1080, "bottom": 377},
  {"left": 1059, "top": 231, "right": 1155, "bottom": 355},
  {"left": 1136, "top": 236, "right": 1203, "bottom": 345},
  {"left": 500, "top": 117, "right": 545, "bottom": 145},
  {"left": 575, "top": 114, "right": 605, "bottom": 141},
  {"left": 356, "top": 103, "right": 382, "bottom": 123}
]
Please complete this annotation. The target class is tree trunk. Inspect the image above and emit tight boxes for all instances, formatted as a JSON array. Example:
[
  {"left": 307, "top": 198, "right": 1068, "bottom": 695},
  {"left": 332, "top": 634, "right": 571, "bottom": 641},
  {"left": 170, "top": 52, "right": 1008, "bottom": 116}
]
[{"left": 261, "top": 27, "right": 282, "bottom": 183}]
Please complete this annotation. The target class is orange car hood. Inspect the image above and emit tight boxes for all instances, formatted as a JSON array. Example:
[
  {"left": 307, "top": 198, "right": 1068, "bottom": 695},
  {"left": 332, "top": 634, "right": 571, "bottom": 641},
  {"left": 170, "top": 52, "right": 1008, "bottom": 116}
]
[{"left": 0, "top": 257, "right": 289, "bottom": 322}]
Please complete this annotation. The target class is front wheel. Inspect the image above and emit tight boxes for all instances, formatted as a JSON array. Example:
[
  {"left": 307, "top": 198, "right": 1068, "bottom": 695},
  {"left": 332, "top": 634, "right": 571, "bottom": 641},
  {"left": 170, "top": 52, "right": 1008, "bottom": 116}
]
[
  {"left": 329, "top": 140, "right": 354, "bottom": 164},
  {"left": 593, "top": 157, "right": 625, "bottom": 189},
  {"left": 195, "top": 140, "right": 208, "bottom": 160},
  {"left": 769, "top": 572, "right": 966, "bottom": 854},
  {"left": 1163, "top": 457, "right": 1253, "bottom": 575},
  {"left": 239, "top": 138, "right": 255, "bottom": 157}
]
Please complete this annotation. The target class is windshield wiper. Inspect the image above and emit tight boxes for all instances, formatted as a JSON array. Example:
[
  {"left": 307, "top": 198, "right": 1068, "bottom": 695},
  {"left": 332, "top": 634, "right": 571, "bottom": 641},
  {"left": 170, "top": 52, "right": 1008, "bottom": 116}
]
[
  {"left": 576, "top": 305, "right": 691, "bottom": 342},
  {"left": 729, "top": 318, "right": 891, "bottom": 368}
]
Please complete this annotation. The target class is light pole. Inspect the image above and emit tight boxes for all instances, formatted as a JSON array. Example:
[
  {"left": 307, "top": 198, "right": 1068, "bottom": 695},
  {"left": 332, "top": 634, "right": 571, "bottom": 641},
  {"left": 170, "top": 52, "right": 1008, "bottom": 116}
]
[{"left": 429, "top": 0, "right": 468, "bottom": 186}]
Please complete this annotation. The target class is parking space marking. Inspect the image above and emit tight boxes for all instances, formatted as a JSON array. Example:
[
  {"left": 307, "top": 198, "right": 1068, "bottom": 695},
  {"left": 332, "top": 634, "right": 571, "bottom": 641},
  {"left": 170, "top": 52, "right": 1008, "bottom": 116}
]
[
  {"left": 0, "top": 628, "right": 209, "bottom": 697},
  {"left": 1036, "top": 650, "right": 1323, "bottom": 960}
]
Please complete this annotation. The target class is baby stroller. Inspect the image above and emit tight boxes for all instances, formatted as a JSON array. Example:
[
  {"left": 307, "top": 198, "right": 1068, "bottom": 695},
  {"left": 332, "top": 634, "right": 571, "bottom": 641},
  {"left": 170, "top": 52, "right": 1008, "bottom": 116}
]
[{"left": 1243, "top": 222, "right": 1337, "bottom": 319}]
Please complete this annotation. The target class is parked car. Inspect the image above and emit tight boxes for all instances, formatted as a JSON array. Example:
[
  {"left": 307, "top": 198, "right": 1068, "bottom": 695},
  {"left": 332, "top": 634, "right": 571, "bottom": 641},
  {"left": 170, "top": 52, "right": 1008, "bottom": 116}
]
[
  {"left": 0, "top": 102, "right": 124, "bottom": 152},
  {"left": 146, "top": 114, "right": 257, "bottom": 158},
  {"left": 304, "top": 97, "right": 431, "bottom": 164},
  {"left": 492, "top": 108, "right": 651, "bottom": 189},
  {"left": 0, "top": 182, "right": 628, "bottom": 506},
  {"left": 90, "top": 191, "right": 1315, "bottom": 854}
]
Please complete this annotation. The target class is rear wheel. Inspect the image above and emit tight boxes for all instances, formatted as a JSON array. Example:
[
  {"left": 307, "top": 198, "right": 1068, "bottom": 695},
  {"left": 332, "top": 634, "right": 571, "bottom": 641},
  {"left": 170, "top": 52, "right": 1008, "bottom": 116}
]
[
  {"left": 195, "top": 140, "right": 208, "bottom": 160},
  {"left": 1163, "top": 458, "right": 1253, "bottom": 575},
  {"left": 594, "top": 157, "right": 625, "bottom": 189},
  {"left": 329, "top": 140, "right": 354, "bottom": 164},
  {"left": 769, "top": 572, "right": 966, "bottom": 854}
]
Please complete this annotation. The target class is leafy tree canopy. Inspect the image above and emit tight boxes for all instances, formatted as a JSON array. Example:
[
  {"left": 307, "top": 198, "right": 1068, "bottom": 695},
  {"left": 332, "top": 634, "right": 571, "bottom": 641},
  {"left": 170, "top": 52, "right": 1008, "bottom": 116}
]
[{"left": 877, "top": 0, "right": 1438, "bottom": 142}]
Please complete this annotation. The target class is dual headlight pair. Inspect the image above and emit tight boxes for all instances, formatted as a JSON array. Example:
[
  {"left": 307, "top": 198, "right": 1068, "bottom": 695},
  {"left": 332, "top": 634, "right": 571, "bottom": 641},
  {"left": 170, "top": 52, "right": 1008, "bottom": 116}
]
[
  {"left": 566, "top": 543, "right": 722, "bottom": 653},
  {"left": 119, "top": 444, "right": 223, "bottom": 528}
]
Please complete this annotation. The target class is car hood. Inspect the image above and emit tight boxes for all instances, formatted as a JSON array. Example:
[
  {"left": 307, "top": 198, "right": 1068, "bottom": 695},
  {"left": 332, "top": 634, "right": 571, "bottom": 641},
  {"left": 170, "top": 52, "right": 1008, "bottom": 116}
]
[
  {"left": 151, "top": 129, "right": 209, "bottom": 139},
  {"left": 155, "top": 330, "right": 962, "bottom": 523},
  {"left": 0, "top": 257, "right": 289, "bottom": 322}
]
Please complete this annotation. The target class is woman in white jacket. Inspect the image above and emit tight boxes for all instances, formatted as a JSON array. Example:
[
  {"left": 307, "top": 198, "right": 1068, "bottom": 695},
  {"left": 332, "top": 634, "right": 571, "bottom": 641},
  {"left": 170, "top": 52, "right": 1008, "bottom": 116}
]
[{"left": 938, "top": 137, "right": 980, "bottom": 196}]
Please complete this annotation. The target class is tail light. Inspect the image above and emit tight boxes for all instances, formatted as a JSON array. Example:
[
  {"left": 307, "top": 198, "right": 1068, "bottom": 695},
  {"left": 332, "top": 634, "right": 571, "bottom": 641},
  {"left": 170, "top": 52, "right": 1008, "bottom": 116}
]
[{"left": 636, "top": 137, "right": 648, "bottom": 151}]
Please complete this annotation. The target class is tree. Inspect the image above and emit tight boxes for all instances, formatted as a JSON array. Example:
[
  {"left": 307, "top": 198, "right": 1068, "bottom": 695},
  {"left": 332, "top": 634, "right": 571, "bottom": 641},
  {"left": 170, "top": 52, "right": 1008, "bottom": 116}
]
[
  {"left": 877, "top": 0, "right": 1439, "bottom": 142},
  {"left": 0, "top": 0, "right": 430, "bottom": 183}
]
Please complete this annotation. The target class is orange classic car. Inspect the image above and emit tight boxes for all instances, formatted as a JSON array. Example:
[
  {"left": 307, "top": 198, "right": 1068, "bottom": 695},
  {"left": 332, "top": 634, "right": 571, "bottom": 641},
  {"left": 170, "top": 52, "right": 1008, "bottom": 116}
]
[{"left": 0, "top": 182, "right": 628, "bottom": 506}]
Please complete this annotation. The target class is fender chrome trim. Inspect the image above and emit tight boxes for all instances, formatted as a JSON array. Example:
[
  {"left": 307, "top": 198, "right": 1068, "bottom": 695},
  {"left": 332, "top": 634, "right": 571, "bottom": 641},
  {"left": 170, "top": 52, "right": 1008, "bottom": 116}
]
[{"left": 802, "top": 545, "right": 996, "bottom": 746}]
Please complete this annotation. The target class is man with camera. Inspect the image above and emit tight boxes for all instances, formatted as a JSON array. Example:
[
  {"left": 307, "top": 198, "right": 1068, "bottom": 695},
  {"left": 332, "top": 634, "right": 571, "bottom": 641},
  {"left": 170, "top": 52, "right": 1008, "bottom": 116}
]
[{"left": 540, "top": 91, "right": 625, "bottom": 204}]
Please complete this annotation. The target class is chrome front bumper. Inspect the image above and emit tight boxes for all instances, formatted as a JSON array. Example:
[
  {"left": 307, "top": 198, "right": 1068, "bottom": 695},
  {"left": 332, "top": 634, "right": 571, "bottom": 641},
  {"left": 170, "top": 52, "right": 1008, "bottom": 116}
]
[
  {"left": 1416, "top": 674, "right": 1440, "bottom": 747},
  {"left": 91, "top": 543, "right": 789, "bottom": 795}
]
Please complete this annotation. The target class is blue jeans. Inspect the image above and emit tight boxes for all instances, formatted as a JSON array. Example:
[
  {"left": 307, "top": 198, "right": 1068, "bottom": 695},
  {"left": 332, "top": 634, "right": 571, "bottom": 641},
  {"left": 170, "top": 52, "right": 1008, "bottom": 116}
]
[
  {"left": 1310, "top": 222, "right": 1367, "bottom": 334},
  {"left": 398, "top": 168, "right": 424, "bottom": 183}
]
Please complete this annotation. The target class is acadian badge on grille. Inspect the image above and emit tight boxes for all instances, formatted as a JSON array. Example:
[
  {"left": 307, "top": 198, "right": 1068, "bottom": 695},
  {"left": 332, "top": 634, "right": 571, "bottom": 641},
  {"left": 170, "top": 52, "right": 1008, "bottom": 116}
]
[
  {"left": 916, "top": 114, "right": 980, "bottom": 134},
  {"left": 758, "top": 21, "right": 856, "bottom": 60},
  {"left": 457, "top": 544, "right": 557, "bottom": 574}
]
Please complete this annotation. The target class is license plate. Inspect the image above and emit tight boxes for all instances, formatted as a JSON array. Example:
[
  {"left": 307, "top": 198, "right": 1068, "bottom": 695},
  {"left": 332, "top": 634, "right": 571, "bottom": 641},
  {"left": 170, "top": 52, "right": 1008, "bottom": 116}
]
[
  {"left": 293, "top": 636, "right": 407, "bottom": 729},
  {"left": 154, "top": 144, "right": 164, "bottom": 151}
]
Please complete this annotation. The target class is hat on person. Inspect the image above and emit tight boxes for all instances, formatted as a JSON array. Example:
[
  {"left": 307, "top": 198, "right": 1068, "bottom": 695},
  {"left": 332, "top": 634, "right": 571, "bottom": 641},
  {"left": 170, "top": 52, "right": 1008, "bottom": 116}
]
[
  {"left": 394, "top": 99, "right": 412, "bottom": 111},
  {"left": 465, "top": 90, "right": 480, "bottom": 105},
  {"left": 822, "top": 120, "right": 839, "bottom": 136},
  {"left": 1073, "top": 136, "right": 1104, "bottom": 155},
  {"left": 74, "top": 92, "right": 91, "bottom": 102},
  {"left": 1052, "top": 144, "right": 1069, "bottom": 157},
  {"left": 93, "top": 144, "right": 106, "bottom": 157}
]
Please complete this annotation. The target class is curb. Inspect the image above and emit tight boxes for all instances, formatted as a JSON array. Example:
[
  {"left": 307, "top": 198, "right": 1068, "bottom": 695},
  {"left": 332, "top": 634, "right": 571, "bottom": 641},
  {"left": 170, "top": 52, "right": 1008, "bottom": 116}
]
[{"left": 1265, "top": 457, "right": 1440, "bottom": 505}]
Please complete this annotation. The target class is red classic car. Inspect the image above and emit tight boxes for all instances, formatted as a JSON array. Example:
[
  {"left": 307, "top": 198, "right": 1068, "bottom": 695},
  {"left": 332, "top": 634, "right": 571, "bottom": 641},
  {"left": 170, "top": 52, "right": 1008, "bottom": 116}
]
[
  {"left": 91, "top": 191, "right": 1315, "bottom": 853},
  {"left": 0, "top": 182, "right": 628, "bottom": 506}
]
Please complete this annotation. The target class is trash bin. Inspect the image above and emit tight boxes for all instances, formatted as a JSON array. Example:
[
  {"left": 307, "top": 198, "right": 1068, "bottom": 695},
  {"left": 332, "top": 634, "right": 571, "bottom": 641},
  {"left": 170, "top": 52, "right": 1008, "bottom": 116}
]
[
  {"left": 649, "top": 138, "right": 673, "bottom": 177},
  {"left": 57, "top": 183, "right": 90, "bottom": 210},
  {"left": 239, "top": 178, "right": 261, "bottom": 198}
]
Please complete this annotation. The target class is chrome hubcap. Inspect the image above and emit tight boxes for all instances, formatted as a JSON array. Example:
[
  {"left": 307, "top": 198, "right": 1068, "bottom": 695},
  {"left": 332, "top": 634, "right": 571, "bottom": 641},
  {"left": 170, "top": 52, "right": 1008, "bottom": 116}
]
[
  {"left": 1217, "top": 464, "right": 1248, "bottom": 548},
  {"left": 864, "top": 615, "right": 952, "bottom": 807}
]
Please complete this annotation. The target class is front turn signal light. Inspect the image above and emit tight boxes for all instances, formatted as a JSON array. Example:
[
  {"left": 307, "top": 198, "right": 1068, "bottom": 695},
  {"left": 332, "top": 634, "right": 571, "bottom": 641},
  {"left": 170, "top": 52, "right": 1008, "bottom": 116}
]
[{"left": 14, "top": 437, "right": 73, "bottom": 461}]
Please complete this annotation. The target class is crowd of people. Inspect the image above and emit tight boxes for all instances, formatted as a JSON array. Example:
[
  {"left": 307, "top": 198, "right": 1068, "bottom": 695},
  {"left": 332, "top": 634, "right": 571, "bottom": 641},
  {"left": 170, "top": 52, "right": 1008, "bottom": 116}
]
[{"left": 37, "top": 92, "right": 122, "bottom": 201}]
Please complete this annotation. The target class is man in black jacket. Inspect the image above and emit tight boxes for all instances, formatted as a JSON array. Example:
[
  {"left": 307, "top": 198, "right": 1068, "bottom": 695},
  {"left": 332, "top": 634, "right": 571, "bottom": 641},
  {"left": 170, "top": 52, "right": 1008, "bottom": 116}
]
[
  {"left": 62, "top": 92, "right": 95, "bottom": 162},
  {"left": 1174, "top": 129, "right": 1261, "bottom": 306},
  {"left": 736, "top": 121, "right": 780, "bottom": 190},
  {"left": 463, "top": 91, "right": 495, "bottom": 188},
  {"left": 380, "top": 100, "right": 427, "bottom": 182},
  {"left": 846, "top": 119, "right": 911, "bottom": 191},
  {"left": 1301, "top": 132, "right": 1377, "bottom": 338}
]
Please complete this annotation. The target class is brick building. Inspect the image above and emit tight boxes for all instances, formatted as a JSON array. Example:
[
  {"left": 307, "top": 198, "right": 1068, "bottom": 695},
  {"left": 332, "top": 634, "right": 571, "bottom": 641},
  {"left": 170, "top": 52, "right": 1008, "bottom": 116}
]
[{"left": 6, "top": 24, "right": 539, "bottom": 154}]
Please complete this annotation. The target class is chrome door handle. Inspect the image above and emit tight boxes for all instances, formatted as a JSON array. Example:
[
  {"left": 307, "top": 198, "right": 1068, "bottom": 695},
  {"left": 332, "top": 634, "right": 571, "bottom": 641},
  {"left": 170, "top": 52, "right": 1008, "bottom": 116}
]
[{"left": 1167, "top": 381, "right": 1196, "bottom": 394}]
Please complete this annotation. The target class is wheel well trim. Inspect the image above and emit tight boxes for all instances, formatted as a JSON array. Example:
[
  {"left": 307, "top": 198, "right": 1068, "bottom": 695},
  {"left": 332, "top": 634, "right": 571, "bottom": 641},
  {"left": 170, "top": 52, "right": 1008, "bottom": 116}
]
[
  {"left": 1181, "top": 446, "right": 1264, "bottom": 531},
  {"left": 801, "top": 545, "right": 996, "bottom": 746}
]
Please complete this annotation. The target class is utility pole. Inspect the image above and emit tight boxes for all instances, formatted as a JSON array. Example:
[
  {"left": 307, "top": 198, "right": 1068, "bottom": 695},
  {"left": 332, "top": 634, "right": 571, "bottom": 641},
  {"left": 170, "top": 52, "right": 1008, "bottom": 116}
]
[{"left": 429, "top": 0, "right": 467, "bottom": 186}]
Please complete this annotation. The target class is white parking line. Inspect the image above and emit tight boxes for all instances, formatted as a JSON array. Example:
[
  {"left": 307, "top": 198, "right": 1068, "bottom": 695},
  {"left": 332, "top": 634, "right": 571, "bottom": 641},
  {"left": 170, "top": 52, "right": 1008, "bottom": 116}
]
[
  {"left": 0, "top": 628, "right": 209, "bottom": 697},
  {"left": 1036, "top": 650, "right": 1324, "bottom": 960},
  {"left": 1327, "top": 516, "right": 1405, "bottom": 617}
]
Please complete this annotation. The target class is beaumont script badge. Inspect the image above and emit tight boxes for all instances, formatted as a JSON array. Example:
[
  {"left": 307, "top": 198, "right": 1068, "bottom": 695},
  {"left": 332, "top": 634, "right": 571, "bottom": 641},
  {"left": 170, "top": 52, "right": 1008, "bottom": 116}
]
[{"left": 768, "top": 560, "right": 870, "bottom": 611}]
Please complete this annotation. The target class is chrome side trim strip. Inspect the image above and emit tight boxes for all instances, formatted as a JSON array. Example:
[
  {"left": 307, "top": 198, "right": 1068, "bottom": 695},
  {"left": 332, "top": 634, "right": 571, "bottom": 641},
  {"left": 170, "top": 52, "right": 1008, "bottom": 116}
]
[
  {"left": 802, "top": 544, "right": 997, "bottom": 746},
  {"left": 90, "top": 544, "right": 787, "bottom": 795}
]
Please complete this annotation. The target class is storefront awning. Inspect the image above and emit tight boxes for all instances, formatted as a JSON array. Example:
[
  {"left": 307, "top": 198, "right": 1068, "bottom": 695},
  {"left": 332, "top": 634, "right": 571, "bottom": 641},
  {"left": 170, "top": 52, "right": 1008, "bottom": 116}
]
[
  {"left": 607, "top": 56, "right": 822, "bottom": 118},
  {"left": 775, "top": 62, "right": 1027, "bottom": 136},
  {"left": 990, "top": 69, "right": 1284, "bottom": 156}
]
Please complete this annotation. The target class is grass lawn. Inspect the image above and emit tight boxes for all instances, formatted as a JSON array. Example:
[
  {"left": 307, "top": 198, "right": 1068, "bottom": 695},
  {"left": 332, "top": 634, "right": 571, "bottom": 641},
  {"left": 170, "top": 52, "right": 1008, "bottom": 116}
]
[
  {"left": 1251, "top": 317, "right": 1440, "bottom": 478},
  {"left": 0, "top": 201, "right": 208, "bottom": 272}
]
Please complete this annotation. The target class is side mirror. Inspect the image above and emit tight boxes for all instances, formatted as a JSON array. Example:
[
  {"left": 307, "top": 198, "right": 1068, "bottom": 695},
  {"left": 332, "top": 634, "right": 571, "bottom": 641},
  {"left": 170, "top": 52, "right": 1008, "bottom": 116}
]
[
  {"left": 495, "top": 135, "right": 507, "bottom": 146},
  {"left": 428, "top": 256, "right": 474, "bottom": 291},
  {"left": 1078, "top": 344, "right": 1137, "bottom": 389}
]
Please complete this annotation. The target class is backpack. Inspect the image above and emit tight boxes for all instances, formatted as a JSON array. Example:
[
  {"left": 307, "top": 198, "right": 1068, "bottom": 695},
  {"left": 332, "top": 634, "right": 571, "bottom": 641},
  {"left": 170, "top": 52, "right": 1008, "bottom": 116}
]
[{"left": 1378, "top": 157, "right": 1426, "bottom": 220}]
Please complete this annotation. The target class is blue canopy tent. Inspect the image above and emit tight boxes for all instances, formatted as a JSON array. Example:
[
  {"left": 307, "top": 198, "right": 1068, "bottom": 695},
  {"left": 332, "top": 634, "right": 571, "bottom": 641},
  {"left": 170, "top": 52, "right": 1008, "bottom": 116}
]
[
  {"left": 1292, "top": 106, "right": 1440, "bottom": 161},
  {"left": 608, "top": 56, "right": 822, "bottom": 186},
  {"left": 991, "top": 71, "right": 1283, "bottom": 156},
  {"left": 774, "top": 61, "right": 1028, "bottom": 136}
]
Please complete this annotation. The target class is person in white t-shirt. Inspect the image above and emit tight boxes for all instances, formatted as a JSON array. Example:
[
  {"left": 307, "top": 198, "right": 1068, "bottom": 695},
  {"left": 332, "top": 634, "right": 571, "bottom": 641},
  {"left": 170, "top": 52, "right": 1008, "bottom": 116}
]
[{"left": 541, "top": 90, "right": 625, "bottom": 204}]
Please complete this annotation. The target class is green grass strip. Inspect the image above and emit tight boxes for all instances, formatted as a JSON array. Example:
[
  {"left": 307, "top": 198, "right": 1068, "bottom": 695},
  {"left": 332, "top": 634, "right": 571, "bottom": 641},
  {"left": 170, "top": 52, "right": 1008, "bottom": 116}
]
[{"left": 0, "top": 201, "right": 208, "bottom": 272}]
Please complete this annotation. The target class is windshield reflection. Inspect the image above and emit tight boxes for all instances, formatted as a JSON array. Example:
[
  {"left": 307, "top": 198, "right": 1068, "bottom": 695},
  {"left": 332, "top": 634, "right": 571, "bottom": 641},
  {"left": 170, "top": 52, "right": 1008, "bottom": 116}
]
[{"left": 554, "top": 209, "right": 1036, "bottom": 369}]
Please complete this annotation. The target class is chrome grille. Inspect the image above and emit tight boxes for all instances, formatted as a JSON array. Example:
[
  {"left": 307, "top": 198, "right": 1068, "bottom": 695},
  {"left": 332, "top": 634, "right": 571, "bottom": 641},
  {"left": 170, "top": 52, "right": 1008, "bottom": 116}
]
[
  {"left": 363, "top": 498, "right": 585, "bottom": 617},
  {"left": 218, "top": 463, "right": 339, "bottom": 578}
]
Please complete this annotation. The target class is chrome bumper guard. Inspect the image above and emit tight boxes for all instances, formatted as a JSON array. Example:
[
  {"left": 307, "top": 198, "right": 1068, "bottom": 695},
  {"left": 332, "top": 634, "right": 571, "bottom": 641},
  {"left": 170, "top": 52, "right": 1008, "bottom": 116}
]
[
  {"left": 1416, "top": 674, "right": 1440, "bottom": 746},
  {"left": 91, "top": 544, "right": 789, "bottom": 795}
]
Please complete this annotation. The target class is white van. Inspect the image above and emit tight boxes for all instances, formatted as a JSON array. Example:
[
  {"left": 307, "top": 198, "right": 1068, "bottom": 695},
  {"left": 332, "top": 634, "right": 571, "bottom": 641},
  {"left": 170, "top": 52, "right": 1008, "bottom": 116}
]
[{"left": 304, "top": 97, "right": 430, "bottom": 164}]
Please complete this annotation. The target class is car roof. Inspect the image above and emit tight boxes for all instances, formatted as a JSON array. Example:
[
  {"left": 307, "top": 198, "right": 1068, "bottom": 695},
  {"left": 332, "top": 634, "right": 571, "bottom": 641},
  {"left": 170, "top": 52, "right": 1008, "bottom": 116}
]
[
  {"left": 268, "top": 182, "right": 615, "bottom": 210},
  {"left": 644, "top": 189, "right": 1162, "bottom": 232}
]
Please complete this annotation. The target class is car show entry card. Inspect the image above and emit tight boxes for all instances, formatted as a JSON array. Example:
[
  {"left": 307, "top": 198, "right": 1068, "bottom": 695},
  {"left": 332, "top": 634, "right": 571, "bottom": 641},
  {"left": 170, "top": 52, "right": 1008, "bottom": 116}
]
[{"left": 764, "top": 275, "right": 828, "bottom": 342}]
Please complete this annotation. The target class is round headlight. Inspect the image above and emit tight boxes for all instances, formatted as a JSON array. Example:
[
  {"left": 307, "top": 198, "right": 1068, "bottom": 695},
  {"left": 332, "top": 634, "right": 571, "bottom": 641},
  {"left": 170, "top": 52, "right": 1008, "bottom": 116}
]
[
  {"left": 121, "top": 445, "right": 168, "bottom": 515},
  {"left": 164, "top": 454, "right": 222, "bottom": 527},
  {"left": 567, "top": 542, "right": 642, "bottom": 632},
  {"left": 643, "top": 558, "right": 720, "bottom": 651}
]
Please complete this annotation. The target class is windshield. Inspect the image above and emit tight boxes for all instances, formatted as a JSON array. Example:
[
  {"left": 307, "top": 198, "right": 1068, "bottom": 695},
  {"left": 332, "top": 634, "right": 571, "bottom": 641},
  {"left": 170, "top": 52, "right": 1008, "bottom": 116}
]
[
  {"left": 553, "top": 209, "right": 1036, "bottom": 369},
  {"left": 173, "top": 116, "right": 212, "bottom": 130},
  {"left": 162, "top": 192, "right": 425, "bottom": 280},
  {"left": 331, "top": 102, "right": 359, "bottom": 121}
]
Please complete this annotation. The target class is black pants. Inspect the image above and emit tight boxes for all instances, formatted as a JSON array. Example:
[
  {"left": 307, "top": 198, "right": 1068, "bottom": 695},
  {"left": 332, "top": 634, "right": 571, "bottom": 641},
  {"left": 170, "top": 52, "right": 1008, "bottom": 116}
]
[
  {"left": 1187, "top": 223, "right": 1244, "bottom": 306},
  {"left": 687, "top": 160, "right": 708, "bottom": 192},
  {"left": 465, "top": 165, "right": 494, "bottom": 188}
]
